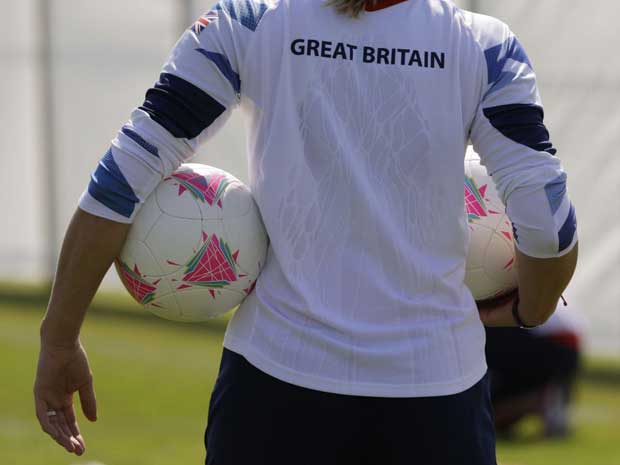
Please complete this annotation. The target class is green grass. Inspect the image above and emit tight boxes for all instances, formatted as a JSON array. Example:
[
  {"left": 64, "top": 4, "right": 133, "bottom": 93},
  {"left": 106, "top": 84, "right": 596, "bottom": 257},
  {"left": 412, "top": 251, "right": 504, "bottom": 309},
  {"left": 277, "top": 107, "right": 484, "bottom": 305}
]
[
  {"left": 0, "top": 292, "right": 226, "bottom": 465},
  {"left": 1, "top": 288, "right": 619, "bottom": 465},
  {"left": 496, "top": 386, "right": 620, "bottom": 465}
]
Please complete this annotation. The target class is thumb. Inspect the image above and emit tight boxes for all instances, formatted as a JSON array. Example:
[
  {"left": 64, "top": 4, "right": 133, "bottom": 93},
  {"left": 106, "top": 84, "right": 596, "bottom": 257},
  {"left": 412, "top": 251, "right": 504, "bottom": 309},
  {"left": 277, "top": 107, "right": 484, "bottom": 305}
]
[{"left": 79, "top": 380, "right": 97, "bottom": 422}]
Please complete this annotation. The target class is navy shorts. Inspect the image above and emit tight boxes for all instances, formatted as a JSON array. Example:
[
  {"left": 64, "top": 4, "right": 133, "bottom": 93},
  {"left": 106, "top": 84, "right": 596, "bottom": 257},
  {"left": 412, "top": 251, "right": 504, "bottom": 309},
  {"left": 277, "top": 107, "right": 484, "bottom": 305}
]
[{"left": 205, "top": 349, "right": 496, "bottom": 465}]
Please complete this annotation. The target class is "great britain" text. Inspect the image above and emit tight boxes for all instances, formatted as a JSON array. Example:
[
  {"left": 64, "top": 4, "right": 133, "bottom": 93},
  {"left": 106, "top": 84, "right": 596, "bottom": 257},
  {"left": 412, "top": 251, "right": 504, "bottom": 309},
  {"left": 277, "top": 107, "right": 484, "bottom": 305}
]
[{"left": 290, "top": 38, "right": 446, "bottom": 69}]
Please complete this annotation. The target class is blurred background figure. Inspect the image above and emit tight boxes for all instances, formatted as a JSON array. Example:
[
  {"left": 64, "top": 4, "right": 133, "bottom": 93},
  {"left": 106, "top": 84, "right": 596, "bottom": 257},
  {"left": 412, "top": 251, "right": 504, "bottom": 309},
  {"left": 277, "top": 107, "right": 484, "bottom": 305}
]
[{"left": 486, "top": 302, "right": 587, "bottom": 438}]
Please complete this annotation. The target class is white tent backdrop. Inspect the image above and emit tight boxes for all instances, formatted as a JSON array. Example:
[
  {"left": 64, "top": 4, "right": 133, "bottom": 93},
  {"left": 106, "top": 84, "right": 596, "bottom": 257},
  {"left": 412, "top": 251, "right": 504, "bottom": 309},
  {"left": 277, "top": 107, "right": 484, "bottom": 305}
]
[{"left": 1, "top": 0, "right": 618, "bottom": 355}]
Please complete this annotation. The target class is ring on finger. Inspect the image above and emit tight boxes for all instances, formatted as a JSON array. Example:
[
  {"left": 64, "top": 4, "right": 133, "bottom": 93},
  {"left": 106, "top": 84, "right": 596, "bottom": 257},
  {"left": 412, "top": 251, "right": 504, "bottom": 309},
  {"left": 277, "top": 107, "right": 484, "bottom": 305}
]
[{"left": 46, "top": 410, "right": 58, "bottom": 417}]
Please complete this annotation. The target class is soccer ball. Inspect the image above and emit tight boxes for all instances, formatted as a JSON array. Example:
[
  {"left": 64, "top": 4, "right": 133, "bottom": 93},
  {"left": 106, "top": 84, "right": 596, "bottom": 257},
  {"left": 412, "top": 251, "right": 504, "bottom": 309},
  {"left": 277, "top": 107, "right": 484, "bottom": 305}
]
[
  {"left": 464, "top": 149, "right": 518, "bottom": 302},
  {"left": 115, "top": 164, "right": 268, "bottom": 322}
]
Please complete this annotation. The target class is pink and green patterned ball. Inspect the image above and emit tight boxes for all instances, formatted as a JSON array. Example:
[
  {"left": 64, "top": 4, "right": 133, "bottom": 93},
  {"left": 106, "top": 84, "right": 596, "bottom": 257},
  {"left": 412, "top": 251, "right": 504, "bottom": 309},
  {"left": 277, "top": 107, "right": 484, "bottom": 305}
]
[
  {"left": 115, "top": 164, "right": 268, "bottom": 322},
  {"left": 464, "top": 149, "right": 518, "bottom": 303}
]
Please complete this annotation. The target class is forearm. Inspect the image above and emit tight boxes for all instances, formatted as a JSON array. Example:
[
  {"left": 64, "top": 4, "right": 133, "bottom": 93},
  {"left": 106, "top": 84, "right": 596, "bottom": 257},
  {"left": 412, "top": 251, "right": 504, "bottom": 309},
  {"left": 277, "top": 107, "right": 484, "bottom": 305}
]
[
  {"left": 516, "top": 242, "right": 578, "bottom": 326},
  {"left": 40, "top": 208, "right": 130, "bottom": 347}
]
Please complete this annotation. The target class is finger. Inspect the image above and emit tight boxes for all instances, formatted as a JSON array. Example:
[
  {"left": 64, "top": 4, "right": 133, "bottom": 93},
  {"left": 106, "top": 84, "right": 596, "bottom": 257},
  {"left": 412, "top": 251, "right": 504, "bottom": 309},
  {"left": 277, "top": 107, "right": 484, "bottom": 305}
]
[
  {"left": 56, "top": 410, "right": 74, "bottom": 439},
  {"left": 35, "top": 396, "right": 60, "bottom": 440},
  {"left": 58, "top": 410, "right": 84, "bottom": 455},
  {"left": 35, "top": 397, "right": 73, "bottom": 452},
  {"left": 64, "top": 403, "right": 83, "bottom": 441},
  {"left": 79, "top": 380, "right": 98, "bottom": 421},
  {"left": 50, "top": 411, "right": 77, "bottom": 453},
  {"left": 64, "top": 405, "right": 86, "bottom": 452},
  {"left": 47, "top": 420, "right": 65, "bottom": 445}
]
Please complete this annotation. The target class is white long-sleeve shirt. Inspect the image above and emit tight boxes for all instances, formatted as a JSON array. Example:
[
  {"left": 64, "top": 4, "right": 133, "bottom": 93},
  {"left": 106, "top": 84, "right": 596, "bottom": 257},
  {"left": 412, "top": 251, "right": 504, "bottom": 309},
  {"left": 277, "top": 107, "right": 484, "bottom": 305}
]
[{"left": 80, "top": 0, "right": 577, "bottom": 397}]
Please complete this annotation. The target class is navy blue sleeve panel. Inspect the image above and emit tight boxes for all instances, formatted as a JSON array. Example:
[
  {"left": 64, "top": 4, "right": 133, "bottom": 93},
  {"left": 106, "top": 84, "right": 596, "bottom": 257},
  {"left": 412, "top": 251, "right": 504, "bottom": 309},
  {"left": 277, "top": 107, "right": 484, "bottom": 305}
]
[
  {"left": 140, "top": 73, "right": 227, "bottom": 140},
  {"left": 483, "top": 35, "right": 532, "bottom": 99},
  {"left": 558, "top": 204, "right": 577, "bottom": 253},
  {"left": 121, "top": 126, "right": 159, "bottom": 158},
  {"left": 87, "top": 149, "right": 139, "bottom": 218},
  {"left": 483, "top": 104, "right": 557, "bottom": 156},
  {"left": 216, "top": 0, "right": 269, "bottom": 32},
  {"left": 195, "top": 48, "right": 241, "bottom": 94}
]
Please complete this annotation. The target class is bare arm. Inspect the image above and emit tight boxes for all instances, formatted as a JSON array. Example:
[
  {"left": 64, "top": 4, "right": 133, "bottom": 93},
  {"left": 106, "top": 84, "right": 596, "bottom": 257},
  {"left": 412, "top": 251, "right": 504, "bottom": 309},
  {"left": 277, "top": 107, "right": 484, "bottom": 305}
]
[
  {"left": 40, "top": 208, "right": 130, "bottom": 346},
  {"left": 467, "top": 19, "right": 579, "bottom": 327},
  {"left": 35, "top": 2, "right": 251, "bottom": 454},
  {"left": 35, "top": 208, "right": 130, "bottom": 456},
  {"left": 514, "top": 243, "right": 578, "bottom": 325},
  {"left": 479, "top": 243, "right": 578, "bottom": 327},
  {"left": 34, "top": 5, "right": 245, "bottom": 452}
]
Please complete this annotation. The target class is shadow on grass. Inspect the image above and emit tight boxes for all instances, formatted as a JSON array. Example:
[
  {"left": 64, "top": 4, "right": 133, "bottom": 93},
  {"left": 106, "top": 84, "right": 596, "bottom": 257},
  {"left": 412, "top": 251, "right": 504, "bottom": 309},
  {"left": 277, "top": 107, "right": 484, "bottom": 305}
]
[{"left": 0, "top": 283, "right": 228, "bottom": 337}]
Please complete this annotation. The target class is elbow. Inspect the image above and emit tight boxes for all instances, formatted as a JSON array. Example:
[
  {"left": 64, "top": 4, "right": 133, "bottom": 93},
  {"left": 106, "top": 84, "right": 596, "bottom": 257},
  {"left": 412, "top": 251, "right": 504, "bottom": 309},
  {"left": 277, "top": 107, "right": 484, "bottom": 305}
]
[
  {"left": 512, "top": 203, "right": 578, "bottom": 259},
  {"left": 87, "top": 149, "right": 140, "bottom": 219}
]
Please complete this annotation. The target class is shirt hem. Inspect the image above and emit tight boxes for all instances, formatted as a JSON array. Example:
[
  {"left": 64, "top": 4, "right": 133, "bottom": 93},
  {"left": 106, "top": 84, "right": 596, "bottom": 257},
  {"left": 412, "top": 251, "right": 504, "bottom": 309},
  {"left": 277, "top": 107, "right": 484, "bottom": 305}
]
[
  {"left": 223, "top": 334, "right": 488, "bottom": 398},
  {"left": 78, "top": 191, "right": 134, "bottom": 224}
]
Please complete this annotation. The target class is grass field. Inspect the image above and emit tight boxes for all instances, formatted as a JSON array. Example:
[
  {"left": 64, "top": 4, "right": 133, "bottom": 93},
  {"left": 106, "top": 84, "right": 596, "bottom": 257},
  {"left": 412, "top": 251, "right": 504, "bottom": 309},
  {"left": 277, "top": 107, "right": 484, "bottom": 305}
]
[{"left": 1, "top": 286, "right": 619, "bottom": 465}]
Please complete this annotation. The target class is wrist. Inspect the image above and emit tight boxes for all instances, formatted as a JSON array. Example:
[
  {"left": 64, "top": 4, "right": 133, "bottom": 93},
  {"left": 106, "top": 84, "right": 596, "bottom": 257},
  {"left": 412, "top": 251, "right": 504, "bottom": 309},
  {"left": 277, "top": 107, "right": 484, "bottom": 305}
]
[
  {"left": 511, "top": 296, "right": 539, "bottom": 329},
  {"left": 40, "top": 317, "right": 80, "bottom": 350}
]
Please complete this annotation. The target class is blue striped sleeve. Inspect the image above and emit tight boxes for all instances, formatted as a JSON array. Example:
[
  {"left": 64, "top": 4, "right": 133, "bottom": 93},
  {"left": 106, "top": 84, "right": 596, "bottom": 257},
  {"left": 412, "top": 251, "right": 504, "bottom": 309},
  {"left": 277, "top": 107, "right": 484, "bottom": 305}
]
[
  {"left": 483, "top": 104, "right": 557, "bottom": 156},
  {"left": 87, "top": 149, "right": 139, "bottom": 218},
  {"left": 469, "top": 14, "right": 577, "bottom": 258},
  {"left": 140, "top": 73, "right": 227, "bottom": 139}
]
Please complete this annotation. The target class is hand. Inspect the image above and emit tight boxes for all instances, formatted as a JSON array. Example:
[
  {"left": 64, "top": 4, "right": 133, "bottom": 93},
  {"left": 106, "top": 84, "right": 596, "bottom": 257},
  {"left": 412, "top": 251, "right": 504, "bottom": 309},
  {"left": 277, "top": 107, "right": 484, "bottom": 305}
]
[
  {"left": 477, "top": 291, "right": 519, "bottom": 327},
  {"left": 34, "top": 342, "right": 97, "bottom": 455}
]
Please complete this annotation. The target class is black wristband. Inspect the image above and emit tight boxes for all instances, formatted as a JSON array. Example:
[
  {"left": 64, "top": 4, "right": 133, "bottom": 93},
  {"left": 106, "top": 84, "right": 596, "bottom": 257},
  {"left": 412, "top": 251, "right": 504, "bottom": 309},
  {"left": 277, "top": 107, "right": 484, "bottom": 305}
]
[{"left": 511, "top": 296, "right": 538, "bottom": 329}]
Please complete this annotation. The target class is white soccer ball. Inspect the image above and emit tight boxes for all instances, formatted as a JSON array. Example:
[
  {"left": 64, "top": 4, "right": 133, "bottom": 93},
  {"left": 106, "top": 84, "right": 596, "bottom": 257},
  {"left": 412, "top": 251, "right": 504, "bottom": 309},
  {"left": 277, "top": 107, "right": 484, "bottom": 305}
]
[
  {"left": 464, "top": 149, "right": 518, "bottom": 302},
  {"left": 115, "top": 164, "right": 268, "bottom": 322}
]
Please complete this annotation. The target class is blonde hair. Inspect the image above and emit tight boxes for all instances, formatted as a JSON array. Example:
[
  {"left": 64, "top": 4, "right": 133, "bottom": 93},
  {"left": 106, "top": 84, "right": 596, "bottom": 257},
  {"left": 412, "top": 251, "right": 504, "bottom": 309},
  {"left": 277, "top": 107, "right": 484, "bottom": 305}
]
[{"left": 324, "top": 0, "right": 377, "bottom": 18}]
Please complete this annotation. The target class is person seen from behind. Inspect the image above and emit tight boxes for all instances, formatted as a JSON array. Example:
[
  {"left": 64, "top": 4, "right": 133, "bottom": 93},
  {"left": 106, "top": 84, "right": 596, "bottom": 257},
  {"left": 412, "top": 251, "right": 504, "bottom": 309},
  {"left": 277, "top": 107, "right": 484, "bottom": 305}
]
[{"left": 34, "top": 1, "right": 578, "bottom": 464}]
